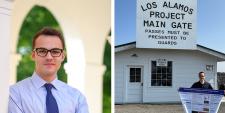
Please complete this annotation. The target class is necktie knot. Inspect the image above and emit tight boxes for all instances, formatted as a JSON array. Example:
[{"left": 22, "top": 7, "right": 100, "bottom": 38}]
[{"left": 44, "top": 83, "right": 54, "bottom": 91}]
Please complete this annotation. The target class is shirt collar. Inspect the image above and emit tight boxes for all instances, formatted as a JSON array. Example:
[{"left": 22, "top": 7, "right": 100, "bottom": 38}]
[
  {"left": 199, "top": 80, "right": 205, "bottom": 85},
  {"left": 31, "top": 72, "right": 60, "bottom": 90}
]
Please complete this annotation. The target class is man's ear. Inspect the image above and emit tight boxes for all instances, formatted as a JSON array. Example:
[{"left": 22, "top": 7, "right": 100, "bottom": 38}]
[
  {"left": 31, "top": 51, "right": 35, "bottom": 61},
  {"left": 61, "top": 51, "right": 66, "bottom": 62}
]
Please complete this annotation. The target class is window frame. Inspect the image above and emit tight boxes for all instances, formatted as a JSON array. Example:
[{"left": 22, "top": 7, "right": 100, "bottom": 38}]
[
  {"left": 129, "top": 67, "right": 142, "bottom": 83},
  {"left": 151, "top": 60, "right": 173, "bottom": 87}
]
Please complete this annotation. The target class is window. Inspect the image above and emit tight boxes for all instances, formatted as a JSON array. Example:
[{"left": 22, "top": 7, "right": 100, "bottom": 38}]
[
  {"left": 151, "top": 61, "right": 172, "bottom": 86},
  {"left": 129, "top": 68, "right": 141, "bottom": 82},
  {"left": 206, "top": 65, "right": 213, "bottom": 71}
]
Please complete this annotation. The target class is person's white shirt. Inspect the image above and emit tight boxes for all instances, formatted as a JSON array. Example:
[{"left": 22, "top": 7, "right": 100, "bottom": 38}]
[{"left": 8, "top": 72, "right": 89, "bottom": 113}]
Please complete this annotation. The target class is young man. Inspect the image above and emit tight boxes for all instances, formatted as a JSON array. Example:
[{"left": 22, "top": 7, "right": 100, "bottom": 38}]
[
  {"left": 191, "top": 71, "right": 213, "bottom": 89},
  {"left": 8, "top": 27, "right": 89, "bottom": 113}
]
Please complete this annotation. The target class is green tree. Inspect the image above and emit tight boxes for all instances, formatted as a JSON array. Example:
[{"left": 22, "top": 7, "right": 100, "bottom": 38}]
[
  {"left": 103, "top": 40, "right": 111, "bottom": 113},
  {"left": 17, "top": 5, "right": 67, "bottom": 82}
]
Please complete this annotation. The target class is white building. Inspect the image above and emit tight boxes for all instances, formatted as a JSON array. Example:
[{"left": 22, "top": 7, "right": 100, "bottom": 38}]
[{"left": 115, "top": 41, "right": 225, "bottom": 103}]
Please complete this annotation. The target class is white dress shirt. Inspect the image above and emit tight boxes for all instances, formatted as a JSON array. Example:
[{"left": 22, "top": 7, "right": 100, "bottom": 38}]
[{"left": 8, "top": 72, "right": 89, "bottom": 113}]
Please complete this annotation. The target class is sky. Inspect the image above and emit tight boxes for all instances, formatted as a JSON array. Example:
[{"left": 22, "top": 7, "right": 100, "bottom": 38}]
[{"left": 115, "top": 0, "right": 225, "bottom": 72}]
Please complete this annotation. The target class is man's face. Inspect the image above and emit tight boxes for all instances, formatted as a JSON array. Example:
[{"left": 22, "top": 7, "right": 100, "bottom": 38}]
[
  {"left": 199, "top": 73, "right": 205, "bottom": 81},
  {"left": 32, "top": 35, "right": 65, "bottom": 76}
]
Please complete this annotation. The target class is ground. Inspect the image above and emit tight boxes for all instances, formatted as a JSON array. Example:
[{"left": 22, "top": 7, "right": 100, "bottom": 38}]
[{"left": 115, "top": 102, "right": 225, "bottom": 113}]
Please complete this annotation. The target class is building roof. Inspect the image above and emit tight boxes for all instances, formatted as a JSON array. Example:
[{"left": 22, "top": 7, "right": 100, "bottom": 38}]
[{"left": 115, "top": 41, "right": 225, "bottom": 61}]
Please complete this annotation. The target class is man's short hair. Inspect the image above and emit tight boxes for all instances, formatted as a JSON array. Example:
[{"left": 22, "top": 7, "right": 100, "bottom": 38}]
[
  {"left": 32, "top": 27, "right": 65, "bottom": 49},
  {"left": 198, "top": 71, "right": 205, "bottom": 76}
]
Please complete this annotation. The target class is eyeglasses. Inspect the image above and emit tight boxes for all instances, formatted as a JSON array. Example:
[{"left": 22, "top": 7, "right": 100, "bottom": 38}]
[{"left": 33, "top": 48, "right": 63, "bottom": 57}]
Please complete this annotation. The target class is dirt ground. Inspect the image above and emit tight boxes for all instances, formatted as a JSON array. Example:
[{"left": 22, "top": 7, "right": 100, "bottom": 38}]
[{"left": 115, "top": 102, "right": 225, "bottom": 113}]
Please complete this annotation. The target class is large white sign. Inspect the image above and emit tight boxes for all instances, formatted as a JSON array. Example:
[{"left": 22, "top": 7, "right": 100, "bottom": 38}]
[{"left": 136, "top": 0, "right": 197, "bottom": 49}]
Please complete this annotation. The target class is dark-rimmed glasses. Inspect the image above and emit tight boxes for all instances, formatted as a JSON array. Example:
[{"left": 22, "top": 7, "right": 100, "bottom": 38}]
[{"left": 33, "top": 48, "right": 63, "bottom": 57}]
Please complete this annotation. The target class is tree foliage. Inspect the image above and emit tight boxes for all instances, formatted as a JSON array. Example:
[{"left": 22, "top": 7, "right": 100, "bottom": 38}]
[{"left": 103, "top": 40, "right": 111, "bottom": 113}]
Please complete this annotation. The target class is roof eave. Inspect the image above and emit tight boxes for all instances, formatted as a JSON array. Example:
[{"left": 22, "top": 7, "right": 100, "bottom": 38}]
[
  {"left": 197, "top": 45, "right": 225, "bottom": 61},
  {"left": 115, "top": 42, "right": 225, "bottom": 61},
  {"left": 115, "top": 42, "right": 136, "bottom": 52}
]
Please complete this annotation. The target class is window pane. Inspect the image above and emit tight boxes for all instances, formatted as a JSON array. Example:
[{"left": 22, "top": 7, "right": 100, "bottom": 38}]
[
  {"left": 130, "top": 68, "right": 135, "bottom": 75},
  {"left": 167, "top": 68, "right": 172, "bottom": 73},
  {"left": 167, "top": 74, "right": 172, "bottom": 79},
  {"left": 136, "top": 75, "right": 141, "bottom": 82},
  {"left": 156, "top": 80, "right": 162, "bottom": 86},
  {"left": 162, "top": 67, "right": 166, "bottom": 73},
  {"left": 168, "top": 61, "right": 172, "bottom": 67},
  {"left": 130, "top": 75, "right": 135, "bottom": 82},
  {"left": 136, "top": 68, "right": 141, "bottom": 75},
  {"left": 157, "top": 67, "right": 162, "bottom": 73},
  {"left": 152, "top": 65, "right": 156, "bottom": 73},
  {"left": 151, "top": 79, "right": 156, "bottom": 86},
  {"left": 152, "top": 74, "right": 156, "bottom": 79},
  {"left": 167, "top": 80, "right": 172, "bottom": 86},
  {"left": 152, "top": 61, "right": 157, "bottom": 73},
  {"left": 156, "top": 74, "right": 162, "bottom": 79},
  {"left": 162, "top": 80, "right": 167, "bottom": 86},
  {"left": 162, "top": 74, "right": 166, "bottom": 79}
]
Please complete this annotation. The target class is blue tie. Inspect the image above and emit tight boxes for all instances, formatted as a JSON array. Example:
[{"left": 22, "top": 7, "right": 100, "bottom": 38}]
[{"left": 44, "top": 83, "right": 59, "bottom": 113}]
